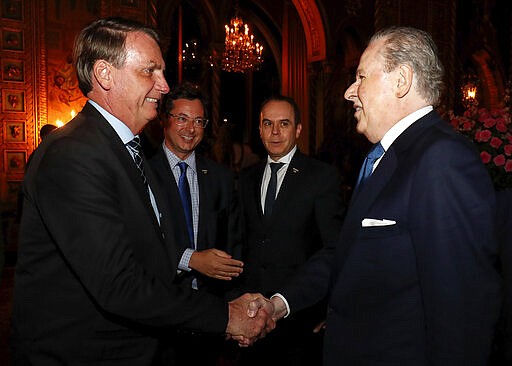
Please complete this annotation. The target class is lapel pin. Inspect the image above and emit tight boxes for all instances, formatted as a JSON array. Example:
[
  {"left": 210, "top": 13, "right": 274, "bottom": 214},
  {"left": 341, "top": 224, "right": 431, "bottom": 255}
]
[
  {"left": 202, "top": 169, "right": 208, "bottom": 175},
  {"left": 292, "top": 168, "right": 299, "bottom": 173}
]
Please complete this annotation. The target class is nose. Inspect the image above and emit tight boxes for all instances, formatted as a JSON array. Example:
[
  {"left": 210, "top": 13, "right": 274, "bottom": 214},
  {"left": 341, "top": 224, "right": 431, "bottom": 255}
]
[
  {"left": 271, "top": 123, "right": 280, "bottom": 134},
  {"left": 156, "top": 74, "right": 170, "bottom": 95},
  {"left": 184, "top": 119, "right": 196, "bottom": 131},
  {"left": 344, "top": 81, "right": 357, "bottom": 102}
]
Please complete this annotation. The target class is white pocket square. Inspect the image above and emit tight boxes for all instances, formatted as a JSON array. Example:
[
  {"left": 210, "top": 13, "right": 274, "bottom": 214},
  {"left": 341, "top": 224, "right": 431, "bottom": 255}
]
[{"left": 361, "top": 218, "right": 397, "bottom": 227}]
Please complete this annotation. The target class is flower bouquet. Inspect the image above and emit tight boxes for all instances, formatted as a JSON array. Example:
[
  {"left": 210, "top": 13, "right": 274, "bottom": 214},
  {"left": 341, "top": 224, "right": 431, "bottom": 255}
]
[{"left": 449, "top": 105, "right": 512, "bottom": 190}]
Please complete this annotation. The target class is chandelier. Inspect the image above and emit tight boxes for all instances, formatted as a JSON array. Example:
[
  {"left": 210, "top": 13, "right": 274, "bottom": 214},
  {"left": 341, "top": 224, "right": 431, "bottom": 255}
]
[{"left": 222, "top": 15, "right": 263, "bottom": 73}]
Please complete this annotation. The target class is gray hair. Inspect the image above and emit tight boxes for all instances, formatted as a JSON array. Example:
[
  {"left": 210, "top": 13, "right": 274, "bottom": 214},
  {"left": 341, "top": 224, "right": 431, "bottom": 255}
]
[
  {"left": 73, "top": 17, "right": 160, "bottom": 95},
  {"left": 370, "top": 26, "right": 444, "bottom": 106}
]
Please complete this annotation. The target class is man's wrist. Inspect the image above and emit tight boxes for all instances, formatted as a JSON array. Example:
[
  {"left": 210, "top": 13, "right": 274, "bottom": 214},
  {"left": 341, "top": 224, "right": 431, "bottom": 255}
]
[
  {"left": 270, "top": 293, "right": 290, "bottom": 319},
  {"left": 178, "top": 248, "right": 195, "bottom": 271}
]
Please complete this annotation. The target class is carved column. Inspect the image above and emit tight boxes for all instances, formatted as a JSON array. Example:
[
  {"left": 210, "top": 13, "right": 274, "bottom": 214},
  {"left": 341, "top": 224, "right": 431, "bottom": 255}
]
[{"left": 282, "top": 1, "right": 309, "bottom": 153}]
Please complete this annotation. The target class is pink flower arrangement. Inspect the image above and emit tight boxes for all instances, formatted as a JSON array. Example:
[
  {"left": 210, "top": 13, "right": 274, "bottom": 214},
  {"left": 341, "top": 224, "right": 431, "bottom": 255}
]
[{"left": 450, "top": 105, "right": 512, "bottom": 190}]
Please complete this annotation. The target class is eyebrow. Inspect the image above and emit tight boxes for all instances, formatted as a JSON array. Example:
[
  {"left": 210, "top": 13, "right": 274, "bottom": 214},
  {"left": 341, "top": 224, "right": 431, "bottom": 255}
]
[
  {"left": 145, "top": 60, "right": 161, "bottom": 69},
  {"left": 173, "top": 112, "right": 205, "bottom": 118},
  {"left": 262, "top": 118, "right": 291, "bottom": 124}
]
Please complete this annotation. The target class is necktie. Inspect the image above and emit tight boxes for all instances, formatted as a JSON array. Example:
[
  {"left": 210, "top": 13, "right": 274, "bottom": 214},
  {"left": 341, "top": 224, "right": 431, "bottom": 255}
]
[
  {"left": 126, "top": 136, "right": 147, "bottom": 186},
  {"left": 355, "top": 142, "right": 385, "bottom": 189},
  {"left": 178, "top": 162, "right": 194, "bottom": 247},
  {"left": 264, "top": 162, "right": 284, "bottom": 216}
]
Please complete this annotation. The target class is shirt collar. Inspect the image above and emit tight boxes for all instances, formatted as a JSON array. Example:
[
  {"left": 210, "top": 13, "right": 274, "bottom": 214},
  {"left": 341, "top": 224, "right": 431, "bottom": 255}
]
[
  {"left": 266, "top": 145, "right": 297, "bottom": 165},
  {"left": 380, "top": 106, "right": 433, "bottom": 151},
  {"left": 88, "top": 100, "right": 135, "bottom": 144},
  {"left": 162, "top": 142, "right": 197, "bottom": 173}
]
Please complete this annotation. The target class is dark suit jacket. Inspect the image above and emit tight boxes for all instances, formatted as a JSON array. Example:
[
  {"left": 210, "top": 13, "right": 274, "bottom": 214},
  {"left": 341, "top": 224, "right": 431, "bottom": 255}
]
[
  {"left": 11, "top": 102, "right": 228, "bottom": 365},
  {"left": 149, "top": 147, "right": 239, "bottom": 295},
  {"left": 281, "top": 111, "right": 502, "bottom": 366},
  {"left": 237, "top": 150, "right": 344, "bottom": 329},
  {"left": 495, "top": 189, "right": 512, "bottom": 363}
]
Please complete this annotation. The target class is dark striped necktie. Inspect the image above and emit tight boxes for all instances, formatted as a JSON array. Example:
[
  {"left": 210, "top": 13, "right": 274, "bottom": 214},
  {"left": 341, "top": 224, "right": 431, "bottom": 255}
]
[{"left": 126, "top": 136, "right": 147, "bottom": 186}]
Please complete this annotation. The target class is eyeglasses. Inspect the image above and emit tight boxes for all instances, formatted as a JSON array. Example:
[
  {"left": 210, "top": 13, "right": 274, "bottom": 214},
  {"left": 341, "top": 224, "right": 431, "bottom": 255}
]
[{"left": 169, "top": 114, "right": 209, "bottom": 128}]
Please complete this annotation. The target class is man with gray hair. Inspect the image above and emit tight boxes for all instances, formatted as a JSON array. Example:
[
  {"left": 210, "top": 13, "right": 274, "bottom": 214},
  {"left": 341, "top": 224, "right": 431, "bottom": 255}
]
[{"left": 259, "top": 26, "right": 501, "bottom": 365}]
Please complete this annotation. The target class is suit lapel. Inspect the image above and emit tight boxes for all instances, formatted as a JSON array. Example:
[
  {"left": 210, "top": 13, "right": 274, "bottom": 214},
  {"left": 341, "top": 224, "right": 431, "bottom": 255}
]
[
  {"left": 332, "top": 110, "right": 441, "bottom": 280},
  {"left": 85, "top": 104, "right": 159, "bottom": 228},
  {"left": 144, "top": 157, "right": 177, "bottom": 269},
  {"left": 251, "top": 162, "right": 266, "bottom": 220},
  {"left": 196, "top": 156, "right": 209, "bottom": 249},
  {"left": 152, "top": 149, "right": 190, "bottom": 251},
  {"left": 268, "top": 152, "right": 303, "bottom": 220},
  {"left": 85, "top": 107, "right": 173, "bottom": 268}
]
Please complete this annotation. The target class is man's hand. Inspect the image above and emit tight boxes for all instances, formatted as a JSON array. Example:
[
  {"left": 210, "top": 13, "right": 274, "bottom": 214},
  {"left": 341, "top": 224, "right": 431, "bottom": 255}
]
[
  {"left": 313, "top": 320, "right": 326, "bottom": 333},
  {"left": 226, "top": 293, "right": 275, "bottom": 346},
  {"left": 189, "top": 249, "right": 243, "bottom": 280},
  {"left": 269, "top": 295, "right": 288, "bottom": 321}
]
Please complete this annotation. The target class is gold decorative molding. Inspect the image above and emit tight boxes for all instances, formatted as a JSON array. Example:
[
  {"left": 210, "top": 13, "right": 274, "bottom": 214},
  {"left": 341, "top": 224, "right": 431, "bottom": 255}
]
[
  {"left": 35, "top": 0, "right": 47, "bottom": 146},
  {"left": 291, "top": 0, "right": 326, "bottom": 62}
]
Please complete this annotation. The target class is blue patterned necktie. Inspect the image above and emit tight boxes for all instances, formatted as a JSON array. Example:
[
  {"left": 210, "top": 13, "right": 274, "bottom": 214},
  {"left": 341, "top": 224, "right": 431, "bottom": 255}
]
[
  {"left": 355, "top": 142, "right": 385, "bottom": 189},
  {"left": 177, "top": 162, "right": 194, "bottom": 247},
  {"left": 126, "top": 136, "right": 147, "bottom": 186},
  {"left": 264, "top": 162, "right": 284, "bottom": 216}
]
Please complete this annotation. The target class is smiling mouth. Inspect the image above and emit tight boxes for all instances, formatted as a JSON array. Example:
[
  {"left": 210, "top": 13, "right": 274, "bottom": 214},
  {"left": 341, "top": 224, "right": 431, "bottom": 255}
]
[
  {"left": 145, "top": 97, "right": 159, "bottom": 103},
  {"left": 181, "top": 135, "right": 194, "bottom": 141}
]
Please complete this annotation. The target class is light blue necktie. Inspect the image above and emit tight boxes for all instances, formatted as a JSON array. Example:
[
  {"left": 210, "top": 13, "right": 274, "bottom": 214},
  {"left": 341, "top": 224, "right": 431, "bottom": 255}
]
[
  {"left": 355, "top": 142, "right": 385, "bottom": 189},
  {"left": 177, "top": 162, "right": 194, "bottom": 248}
]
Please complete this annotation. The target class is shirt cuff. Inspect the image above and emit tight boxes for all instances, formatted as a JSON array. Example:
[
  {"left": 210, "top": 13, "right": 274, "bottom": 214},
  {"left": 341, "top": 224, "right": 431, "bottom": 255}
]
[
  {"left": 178, "top": 248, "right": 195, "bottom": 271},
  {"left": 271, "top": 293, "right": 290, "bottom": 318}
]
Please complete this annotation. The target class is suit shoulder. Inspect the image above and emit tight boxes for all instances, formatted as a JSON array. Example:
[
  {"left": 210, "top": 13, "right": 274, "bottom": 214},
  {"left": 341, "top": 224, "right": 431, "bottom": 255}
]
[
  {"left": 239, "top": 161, "right": 264, "bottom": 179},
  {"left": 197, "top": 156, "right": 234, "bottom": 179},
  {"left": 147, "top": 148, "right": 169, "bottom": 176},
  {"left": 417, "top": 120, "right": 478, "bottom": 156},
  {"left": 294, "top": 152, "right": 340, "bottom": 175}
]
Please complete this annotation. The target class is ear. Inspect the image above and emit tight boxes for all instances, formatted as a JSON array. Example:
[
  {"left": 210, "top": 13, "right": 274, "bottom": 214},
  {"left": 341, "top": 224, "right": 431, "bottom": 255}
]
[
  {"left": 295, "top": 123, "right": 302, "bottom": 139},
  {"left": 92, "top": 60, "right": 113, "bottom": 90},
  {"left": 396, "top": 64, "right": 413, "bottom": 98}
]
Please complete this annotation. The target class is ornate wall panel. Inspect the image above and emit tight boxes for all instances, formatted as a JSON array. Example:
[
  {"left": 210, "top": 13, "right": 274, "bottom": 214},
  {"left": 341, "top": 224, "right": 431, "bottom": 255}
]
[{"left": 0, "top": 0, "right": 37, "bottom": 207}]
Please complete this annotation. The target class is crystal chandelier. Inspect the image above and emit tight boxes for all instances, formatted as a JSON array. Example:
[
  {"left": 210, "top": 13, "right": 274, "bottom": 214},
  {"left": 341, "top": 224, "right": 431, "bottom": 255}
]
[
  {"left": 222, "top": 15, "right": 263, "bottom": 73},
  {"left": 182, "top": 40, "right": 200, "bottom": 66}
]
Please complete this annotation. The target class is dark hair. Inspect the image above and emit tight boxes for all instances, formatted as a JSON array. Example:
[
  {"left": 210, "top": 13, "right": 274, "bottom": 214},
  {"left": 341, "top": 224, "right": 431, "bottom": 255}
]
[
  {"left": 160, "top": 82, "right": 209, "bottom": 121},
  {"left": 260, "top": 95, "right": 301, "bottom": 126},
  {"left": 73, "top": 17, "right": 160, "bottom": 95},
  {"left": 40, "top": 124, "right": 57, "bottom": 140},
  {"left": 370, "top": 26, "right": 444, "bottom": 106}
]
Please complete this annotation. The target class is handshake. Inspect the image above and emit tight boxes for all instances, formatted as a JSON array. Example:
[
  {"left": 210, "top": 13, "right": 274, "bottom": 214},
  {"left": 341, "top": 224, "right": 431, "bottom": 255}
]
[{"left": 225, "top": 293, "right": 288, "bottom": 346}]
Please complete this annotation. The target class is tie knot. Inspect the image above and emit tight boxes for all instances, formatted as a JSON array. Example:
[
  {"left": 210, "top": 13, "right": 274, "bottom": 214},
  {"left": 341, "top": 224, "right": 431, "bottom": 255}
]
[
  {"left": 367, "top": 143, "right": 385, "bottom": 162},
  {"left": 269, "top": 162, "right": 284, "bottom": 173},
  {"left": 126, "top": 136, "right": 141, "bottom": 152},
  {"left": 178, "top": 161, "right": 188, "bottom": 174}
]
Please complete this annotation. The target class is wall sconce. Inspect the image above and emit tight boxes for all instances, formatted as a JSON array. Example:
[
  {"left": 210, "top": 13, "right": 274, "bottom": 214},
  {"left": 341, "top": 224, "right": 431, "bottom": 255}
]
[
  {"left": 461, "top": 74, "right": 478, "bottom": 108},
  {"left": 55, "top": 109, "right": 76, "bottom": 127}
]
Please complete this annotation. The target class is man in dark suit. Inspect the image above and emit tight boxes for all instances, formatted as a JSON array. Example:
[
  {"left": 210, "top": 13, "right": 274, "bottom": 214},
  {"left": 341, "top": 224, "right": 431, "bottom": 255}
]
[
  {"left": 10, "top": 17, "right": 272, "bottom": 365},
  {"left": 264, "top": 26, "right": 502, "bottom": 365},
  {"left": 236, "top": 95, "right": 345, "bottom": 365},
  {"left": 149, "top": 82, "right": 243, "bottom": 364},
  {"left": 494, "top": 189, "right": 512, "bottom": 364}
]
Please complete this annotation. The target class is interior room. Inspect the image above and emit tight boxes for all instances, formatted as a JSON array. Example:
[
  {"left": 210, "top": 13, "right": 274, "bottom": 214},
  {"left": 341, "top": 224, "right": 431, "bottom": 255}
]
[{"left": 0, "top": 0, "right": 510, "bottom": 364}]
